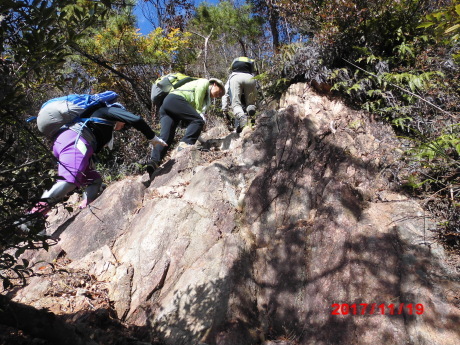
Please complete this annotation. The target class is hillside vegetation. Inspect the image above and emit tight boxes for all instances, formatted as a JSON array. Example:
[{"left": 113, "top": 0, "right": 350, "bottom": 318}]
[{"left": 1, "top": 0, "right": 458, "bottom": 296}]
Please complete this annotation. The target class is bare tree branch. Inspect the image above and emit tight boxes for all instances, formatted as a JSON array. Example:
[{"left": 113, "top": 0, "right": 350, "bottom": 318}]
[{"left": 189, "top": 28, "right": 214, "bottom": 77}]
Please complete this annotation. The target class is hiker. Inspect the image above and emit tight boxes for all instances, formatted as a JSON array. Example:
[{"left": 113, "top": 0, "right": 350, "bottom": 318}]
[
  {"left": 222, "top": 57, "right": 257, "bottom": 132},
  {"left": 147, "top": 77, "right": 225, "bottom": 175},
  {"left": 31, "top": 100, "right": 166, "bottom": 215}
]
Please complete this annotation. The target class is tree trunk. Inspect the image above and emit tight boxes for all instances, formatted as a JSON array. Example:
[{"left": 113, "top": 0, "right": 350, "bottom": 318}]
[{"left": 268, "top": 8, "right": 280, "bottom": 51}]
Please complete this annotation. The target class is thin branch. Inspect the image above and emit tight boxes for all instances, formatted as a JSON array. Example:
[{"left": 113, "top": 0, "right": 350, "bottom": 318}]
[
  {"left": 70, "top": 43, "right": 150, "bottom": 110},
  {"left": 70, "top": 44, "right": 135, "bottom": 84},
  {"left": 0, "top": 159, "right": 45, "bottom": 175},
  {"left": 189, "top": 28, "right": 214, "bottom": 77}
]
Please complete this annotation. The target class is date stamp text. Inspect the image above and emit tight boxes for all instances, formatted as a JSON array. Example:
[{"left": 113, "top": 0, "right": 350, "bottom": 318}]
[{"left": 331, "top": 303, "right": 424, "bottom": 315}]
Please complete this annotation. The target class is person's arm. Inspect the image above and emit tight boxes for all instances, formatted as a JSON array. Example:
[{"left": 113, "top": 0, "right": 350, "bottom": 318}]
[
  {"left": 95, "top": 107, "right": 156, "bottom": 139},
  {"left": 221, "top": 79, "right": 230, "bottom": 112}
]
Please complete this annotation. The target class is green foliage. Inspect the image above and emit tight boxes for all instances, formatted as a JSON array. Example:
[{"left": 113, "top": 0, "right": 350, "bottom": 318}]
[
  {"left": 382, "top": 71, "right": 443, "bottom": 93},
  {"left": 332, "top": 64, "right": 446, "bottom": 130},
  {"left": 0, "top": 0, "right": 110, "bottom": 290},
  {"left": 75, "top": 11, "right": 192, "bottom": 102},
  {"left": 418, "top": 0, "right": 460, "bottom": 42},
  {"left": 418, "top": 0, "right": 460, "bottom": 63},
  {"left": 402, "top": 132, "right": 459, "bottom": 206},
  {"left": 1, "top": 0, "right": 108, "bottom": 87},
  {"left": 78, "top": 14, "right": 192, "bottom": 72},
  {"left": 274, "top": 0, "right": 430, "bottom": 62},
  {"left": 255, "top": 71, "right": 290, "bottom": 99},
  {"left": 411, "top": 126, "right": 460, "bottom": 165},
  {"left": 186, "top": 1, "right": 267, "bottom": 78},
  {"left": 330, "top": 49, "right": 449, "bottom": 129},
  {"left": 255, "top": 41, "right": 331, "bottom": 101},
  {"left": 261, "top": 0, "right": 460, "bottom": 249},
  {"left": 191, "top": 1, "right": 263, "bottom": 44},
  {"left": 402, "top": 173, "right": 436, "bottom": 190},
  {"left": 52, "top": 2, "right": 193, "bottom": 180}
]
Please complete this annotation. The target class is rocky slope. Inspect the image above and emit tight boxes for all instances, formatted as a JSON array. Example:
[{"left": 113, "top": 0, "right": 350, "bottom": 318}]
[{"left": 5, "top": 83, "right": 460, "bottom": 345}]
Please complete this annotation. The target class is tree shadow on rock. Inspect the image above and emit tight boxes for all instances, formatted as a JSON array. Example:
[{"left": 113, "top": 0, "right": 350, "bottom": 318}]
[{"left": 228, "top": 105, "right": 460, "bottom": 344}]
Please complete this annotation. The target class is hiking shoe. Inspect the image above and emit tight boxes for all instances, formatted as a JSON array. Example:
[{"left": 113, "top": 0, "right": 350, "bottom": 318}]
[
  {"left": 146, "top": 160, "right": 159, "bottom": 176},
  {"left": 28, "top": 201, "right": 50, "bottom": 218},
  {"left": 246, "top": 105, "right": 256, "bottom": 117}
]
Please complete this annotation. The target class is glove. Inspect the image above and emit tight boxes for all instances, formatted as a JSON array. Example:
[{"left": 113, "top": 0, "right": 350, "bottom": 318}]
[{"left": 151, "top": 135, "right": 167, "bottom": 147}]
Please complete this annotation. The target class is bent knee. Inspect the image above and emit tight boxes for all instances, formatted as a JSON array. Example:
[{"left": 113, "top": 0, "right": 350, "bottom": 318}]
[{"left": 192, "top": 117, "right": 205, "bottom": 127}]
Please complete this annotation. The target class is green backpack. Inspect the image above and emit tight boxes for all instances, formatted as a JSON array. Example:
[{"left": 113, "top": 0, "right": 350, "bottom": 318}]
[{"left": 151, "top": 73, "right": 196, "bottom": 107}]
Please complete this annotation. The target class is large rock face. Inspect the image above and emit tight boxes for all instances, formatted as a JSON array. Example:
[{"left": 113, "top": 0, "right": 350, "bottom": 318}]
[{"left": 11, "top": 84, "right": 460, "bottom": 344}]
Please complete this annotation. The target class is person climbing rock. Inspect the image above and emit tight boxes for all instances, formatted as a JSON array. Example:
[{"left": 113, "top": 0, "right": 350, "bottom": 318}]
[
  {"left": 221, "top": 57, "right": 258, "bottom": 132},
  {"left": 147, "top": 77, "right": 225, "bottom": 176},
  {"left": 30, "top": 100, "right": 166, "bottom": 216}
]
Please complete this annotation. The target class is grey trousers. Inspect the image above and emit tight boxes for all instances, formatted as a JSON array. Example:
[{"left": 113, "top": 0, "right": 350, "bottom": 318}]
[{"left": 227, "top": 73, "right": 256, "bottom": 117}]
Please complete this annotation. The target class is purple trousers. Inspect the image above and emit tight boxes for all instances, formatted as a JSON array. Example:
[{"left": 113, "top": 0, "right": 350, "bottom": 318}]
[{"left": 52, "top": 130, "right": 101, "bottom": 187}]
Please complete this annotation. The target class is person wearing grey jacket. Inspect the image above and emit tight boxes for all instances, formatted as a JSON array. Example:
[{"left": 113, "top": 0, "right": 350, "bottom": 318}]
[{"left": 222, "top": 57, "right": 257, "bottom": 132}]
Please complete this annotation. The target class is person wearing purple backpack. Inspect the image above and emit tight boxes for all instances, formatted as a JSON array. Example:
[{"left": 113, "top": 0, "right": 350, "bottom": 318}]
[{"left": 30, "top": 93, "right": 166, "bottom": 216}]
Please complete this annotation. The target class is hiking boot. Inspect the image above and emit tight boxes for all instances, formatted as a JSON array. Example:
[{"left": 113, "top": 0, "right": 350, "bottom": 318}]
[{"left": 146, "top": 160, "right": 159, "bottom": 176}]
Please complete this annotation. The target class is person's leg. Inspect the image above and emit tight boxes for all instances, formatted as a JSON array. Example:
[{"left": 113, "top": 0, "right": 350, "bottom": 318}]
[
  {"left": 29, "top": 180, "right": 76, "bottom": 216},
  {"left": 242, "top": 76, "right": 257, "bottom": 117},
  {"left": 53, "top": 130, "right": 94, "bottom": 187},
  {"left": 30, "top": 130, "right": 93, "bottom": 215},
  {"left": 80, "top": 163, "right": 103, "bottom": 208},
  {"left": 149, "top": 96, "right": 179, "bottom": 167},
  {"left": 41, "top": 181, "right": 77, "bottom": 203},
  {"left": 229, "top": 74, "right": 245, "bottom": 117},
  {"left": 165, "top": 94, "right": 204, "bottom": 145},
  {"left": 229, "top": 74, "right": 251, "bottom": 132}
]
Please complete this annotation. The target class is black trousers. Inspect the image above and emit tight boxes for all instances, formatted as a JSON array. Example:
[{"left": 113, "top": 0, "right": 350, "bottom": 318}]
[{"left": 150, "top": 93, "right": 205, "bottom": 163}]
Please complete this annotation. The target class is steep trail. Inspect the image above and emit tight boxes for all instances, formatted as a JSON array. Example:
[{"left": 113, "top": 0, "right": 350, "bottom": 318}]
[{"left": 7, "top": 83, "right": 460, "bottom": 345}]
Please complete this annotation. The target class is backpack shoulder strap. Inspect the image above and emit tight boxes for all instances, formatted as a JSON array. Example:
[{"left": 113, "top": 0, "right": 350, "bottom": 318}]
[{"left": 173, "top": 76, "right": 197, "bottom": 89}]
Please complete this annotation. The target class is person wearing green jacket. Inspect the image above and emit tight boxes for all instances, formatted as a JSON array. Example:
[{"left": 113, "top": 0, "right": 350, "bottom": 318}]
[{"left": 147, "top": 77, "right": 225, "bottom": 174}]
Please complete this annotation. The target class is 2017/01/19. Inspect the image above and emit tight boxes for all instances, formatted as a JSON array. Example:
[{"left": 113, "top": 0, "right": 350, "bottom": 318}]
[{"left": 331, "top": 303, "right": 424, "bottom": 315}]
